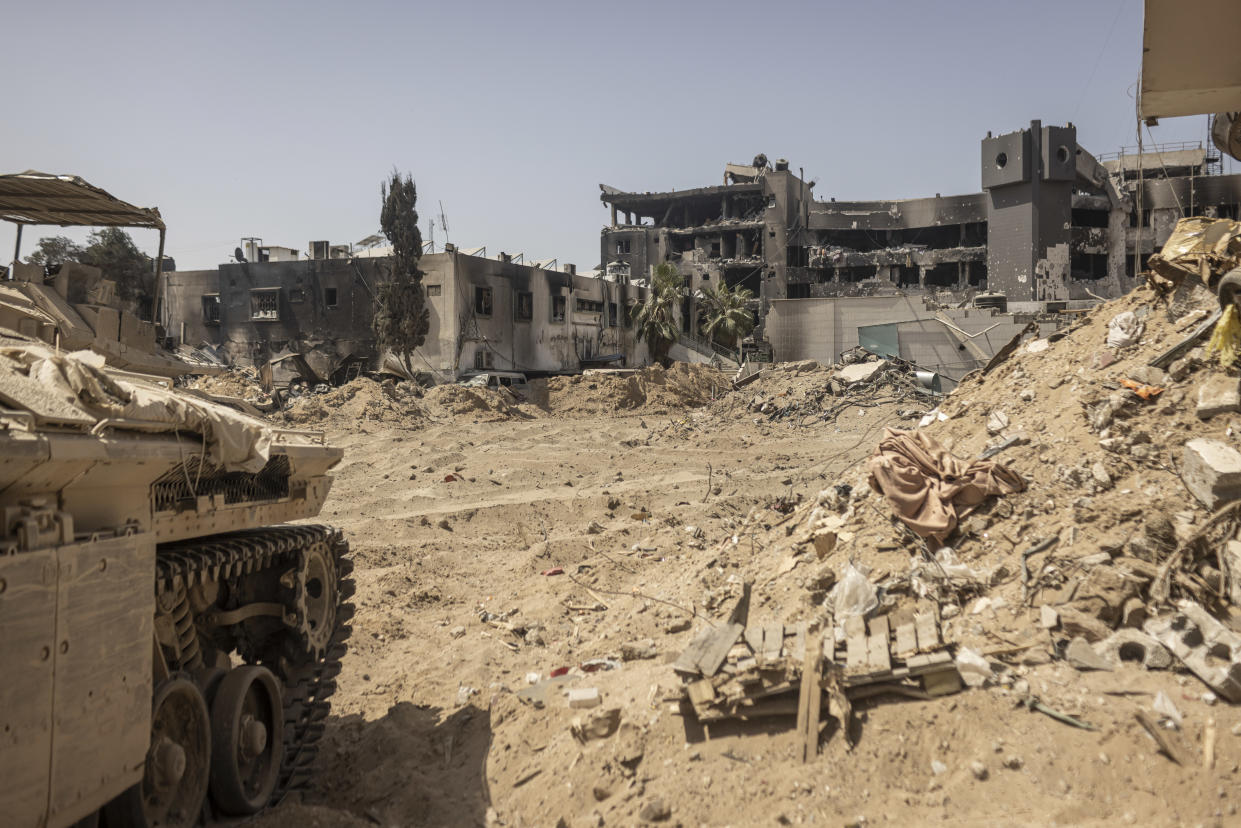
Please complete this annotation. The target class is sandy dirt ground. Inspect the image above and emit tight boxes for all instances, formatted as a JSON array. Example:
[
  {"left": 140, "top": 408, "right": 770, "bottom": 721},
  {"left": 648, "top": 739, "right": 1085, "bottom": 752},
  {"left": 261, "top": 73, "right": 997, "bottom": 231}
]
[{"left": 252, "top": 320, "right": 1241, "bottom": 826}]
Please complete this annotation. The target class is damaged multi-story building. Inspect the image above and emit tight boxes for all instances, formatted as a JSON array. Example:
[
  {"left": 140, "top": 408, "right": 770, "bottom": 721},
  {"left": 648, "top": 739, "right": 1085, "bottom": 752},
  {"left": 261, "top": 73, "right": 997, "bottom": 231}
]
[
  {"left": 600, "top": 121, "right": 1241, "bottom": 374},
  {"left": 165, "top": 244, "right": 649, "bottom": 387}
]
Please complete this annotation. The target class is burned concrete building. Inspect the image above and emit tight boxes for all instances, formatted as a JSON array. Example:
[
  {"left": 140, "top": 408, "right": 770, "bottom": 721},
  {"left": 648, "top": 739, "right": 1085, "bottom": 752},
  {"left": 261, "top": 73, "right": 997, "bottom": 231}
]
[
  {"left": 165, "top": 245, "right": 648, "bottom": 386},
  {"left": 601, "top": 121, "right": 1241, "bottom": 368}
]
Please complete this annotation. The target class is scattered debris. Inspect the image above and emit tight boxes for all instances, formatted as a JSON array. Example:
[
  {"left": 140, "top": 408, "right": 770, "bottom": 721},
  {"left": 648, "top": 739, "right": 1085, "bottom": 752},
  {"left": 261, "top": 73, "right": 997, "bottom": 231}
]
[{"left": 568, "top": 687, "right": 602, "bottom": 709}]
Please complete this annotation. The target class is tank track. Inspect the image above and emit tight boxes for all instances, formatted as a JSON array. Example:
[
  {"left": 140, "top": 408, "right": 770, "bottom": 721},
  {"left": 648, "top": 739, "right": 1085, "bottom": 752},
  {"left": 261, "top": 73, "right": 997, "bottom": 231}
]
[{"left": 153, "top": 524, "right": 354, "bottom": 814}]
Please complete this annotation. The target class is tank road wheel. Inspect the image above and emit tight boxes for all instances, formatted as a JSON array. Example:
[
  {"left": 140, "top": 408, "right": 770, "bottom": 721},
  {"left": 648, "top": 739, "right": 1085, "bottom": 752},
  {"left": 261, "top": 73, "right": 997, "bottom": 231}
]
[
  {"left": 209, "top": 665, "right": 284, "bottom": 815},
  {"left": 290, "top": 539, "right": 338, "bottom": 662},
  {"left": 104, "top": 676, "right": 211, "bottom": 828}
]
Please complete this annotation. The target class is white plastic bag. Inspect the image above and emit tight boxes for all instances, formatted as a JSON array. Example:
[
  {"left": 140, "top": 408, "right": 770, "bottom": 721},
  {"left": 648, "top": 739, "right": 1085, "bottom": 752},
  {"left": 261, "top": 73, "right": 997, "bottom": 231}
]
[
  {"left": 1106, "top": 312, "right": 1144, "bottom": 349},
  {"left": 828, "top": 563, "right": 878, "bottom": 620},
  {"left": 909, "top": 547, "right": 977, "bottom": 598},
  {"left": 1153, "top": 690, "right": 1182, "bottom": 729}
]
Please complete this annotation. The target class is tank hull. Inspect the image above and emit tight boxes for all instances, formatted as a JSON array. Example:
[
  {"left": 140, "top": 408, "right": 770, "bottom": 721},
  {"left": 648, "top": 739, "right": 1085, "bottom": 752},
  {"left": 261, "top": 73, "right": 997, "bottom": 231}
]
[{"left": 0, "top": 340, "right": 351, "bottom": 827}]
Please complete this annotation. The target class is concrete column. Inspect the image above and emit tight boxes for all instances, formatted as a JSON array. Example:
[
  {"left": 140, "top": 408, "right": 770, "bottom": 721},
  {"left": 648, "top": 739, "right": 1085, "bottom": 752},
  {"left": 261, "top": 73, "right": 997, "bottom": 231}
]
[
  {"left": 1106, "top": 208, "right": 1128, "bottom": 288},
  {"left": 611, "top": 205, "right": 617, "bottom": 227}
]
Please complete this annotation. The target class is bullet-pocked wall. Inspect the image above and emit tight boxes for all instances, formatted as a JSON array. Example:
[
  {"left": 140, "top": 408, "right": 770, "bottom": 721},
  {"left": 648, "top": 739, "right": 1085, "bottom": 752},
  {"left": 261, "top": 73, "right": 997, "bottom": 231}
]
[{"left": 164, "top": 251, "right": 650, "bottom": 383}]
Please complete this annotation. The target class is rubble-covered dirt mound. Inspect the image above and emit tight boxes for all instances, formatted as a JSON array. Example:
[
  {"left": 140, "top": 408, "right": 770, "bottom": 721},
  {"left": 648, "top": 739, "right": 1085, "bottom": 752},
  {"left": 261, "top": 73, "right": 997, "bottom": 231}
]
[
  {"left": 281, "top": 377, "right": 428, "bottom": 427},
  {"left": 687, "top": 279, "right": 1239, "bottom": 743},
  {"left": 544, "top": 362, "right": 728, "bottom": 416},
  {"left": 703, "top": 356, "right": 933, "bottom": 429},
  {"left": 186, "top": 368, "right": 268, "bottom": 401},
  {"left": 421, "top": 383, "right": 531, "bottom": 421}
]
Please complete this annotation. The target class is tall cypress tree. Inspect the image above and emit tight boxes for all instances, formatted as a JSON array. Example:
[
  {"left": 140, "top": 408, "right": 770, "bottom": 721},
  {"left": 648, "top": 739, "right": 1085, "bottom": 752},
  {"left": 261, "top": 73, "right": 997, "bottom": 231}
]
[{"left": 373, "top": 170, "right": 430, "bottom": 375}]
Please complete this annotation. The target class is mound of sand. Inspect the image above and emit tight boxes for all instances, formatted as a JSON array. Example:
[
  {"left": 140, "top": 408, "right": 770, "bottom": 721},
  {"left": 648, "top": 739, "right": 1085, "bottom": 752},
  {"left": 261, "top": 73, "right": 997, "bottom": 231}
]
[
  {"left": 421, "top": 383, "right": 530, "bottom": 421},
  {"left": 544, "top": 362, "right": 728, "bottom": 416},
  {"left": 282, "top": 377, "right": 428, "bottom": 427}
]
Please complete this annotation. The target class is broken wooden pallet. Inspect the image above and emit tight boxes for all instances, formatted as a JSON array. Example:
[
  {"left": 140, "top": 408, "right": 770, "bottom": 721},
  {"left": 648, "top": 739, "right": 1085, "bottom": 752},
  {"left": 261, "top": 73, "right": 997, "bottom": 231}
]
[{"left": 679, "top": 609, "right": 960, "bottom": 724}]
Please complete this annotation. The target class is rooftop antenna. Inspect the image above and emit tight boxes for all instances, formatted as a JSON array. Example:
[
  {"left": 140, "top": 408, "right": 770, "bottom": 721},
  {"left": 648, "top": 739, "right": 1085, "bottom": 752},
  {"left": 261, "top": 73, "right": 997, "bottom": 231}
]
[
  {"left": 438, "top": 201, "right": 450, "bottom": 245},
  {"left": 426, "top": 217, "right": 435, "bottom": 254}
]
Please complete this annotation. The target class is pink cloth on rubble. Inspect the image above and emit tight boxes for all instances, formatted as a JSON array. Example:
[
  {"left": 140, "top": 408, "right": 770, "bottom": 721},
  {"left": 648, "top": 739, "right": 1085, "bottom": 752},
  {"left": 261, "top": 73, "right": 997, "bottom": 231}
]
[{"left": 867, "top": 428, "right": 1026, "bottom": 541}]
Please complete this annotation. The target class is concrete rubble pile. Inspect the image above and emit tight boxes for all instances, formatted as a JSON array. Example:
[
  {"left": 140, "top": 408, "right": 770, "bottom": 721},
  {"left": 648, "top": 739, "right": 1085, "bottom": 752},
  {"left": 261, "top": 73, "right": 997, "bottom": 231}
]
[
  {"left": 665, "top": 217, "right": 1241, "bottom": 763},
  {"left": 726, "top": 353, "right": 937, "bottom": 428},
  {"left": 183, "top": 366, "right": 278, "bottom": 414}
]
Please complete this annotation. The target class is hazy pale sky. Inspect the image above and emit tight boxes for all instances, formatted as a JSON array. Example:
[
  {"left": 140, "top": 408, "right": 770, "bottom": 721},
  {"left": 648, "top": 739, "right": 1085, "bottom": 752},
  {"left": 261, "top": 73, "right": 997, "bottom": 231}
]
[{"left": 2, "top": 0, "right": 1227, "bottom": 271}]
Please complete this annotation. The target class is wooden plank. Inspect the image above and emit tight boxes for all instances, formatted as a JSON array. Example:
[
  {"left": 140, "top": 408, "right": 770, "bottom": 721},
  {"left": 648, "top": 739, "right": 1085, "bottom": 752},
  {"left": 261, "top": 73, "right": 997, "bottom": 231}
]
[
  {"left": 790, "top": 622, "right": 807, "bottom": 662},
  {"left": 797, "top": 633, "right": 823, "bottom": 763},
  {"left": 914, "top": 612, "right": 940, "bottom": 651},
  {"left": 686, "top": 679, "right": 716, "bottom": 708},
  {"left": 761, "top": 624, "right": 784, "bottom": 663},
  {"left": 845, "top": 614, "right": 867, "bottom": 670},
  {"left": 673, "top": 627, "right": 717, "bottom": 676},
  {"left": 866, "top": 615, "right": 892, "bottom": 673},
  {"left": 894, "top": 623, "right": 918, "bottom": 658},
  {"left": 697, "top": 623, "right": 744, "bottom": 678},
  {"left": 824, "top": 666, "right": 853, "bottom": 747},
  {"left": 796, "top": 655, "right": 813, "bottom": 748}
]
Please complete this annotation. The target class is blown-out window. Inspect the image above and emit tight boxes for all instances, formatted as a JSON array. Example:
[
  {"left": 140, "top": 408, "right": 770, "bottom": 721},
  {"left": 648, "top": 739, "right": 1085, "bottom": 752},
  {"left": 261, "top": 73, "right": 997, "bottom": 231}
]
[
  {"left": 249, "top": 288, "right": 280, "bottom": 321},
  {"left": 202, "top": 294, "right": 221, "bottom": 324},
  {"left": 516, "top": 291, "right": 533, "bottom": 321},
  {"left": 474, "top": 286, "right": 493, "bottom": 316}
]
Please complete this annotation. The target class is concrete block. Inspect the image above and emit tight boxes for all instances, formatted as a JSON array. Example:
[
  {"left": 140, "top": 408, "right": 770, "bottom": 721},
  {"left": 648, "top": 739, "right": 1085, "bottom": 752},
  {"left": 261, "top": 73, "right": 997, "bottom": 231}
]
[
  {"left": 1146, "top": 606, "right": 1241, "bottom": 702},
  {"left": 119, "top": 311, "right": 152, "bottom": 347},
  {"left": 1182, "top": 439, "right": 1241, "bottom": 510},
  {"left": 91, "top": 306, "right": 121, "bottom": 341},
  {"left": 1098, "top": 628, "right": 1172, "bottom": 670},
  {"left": 1196, "top": 376, "right": 1241, "bottom": 419}
]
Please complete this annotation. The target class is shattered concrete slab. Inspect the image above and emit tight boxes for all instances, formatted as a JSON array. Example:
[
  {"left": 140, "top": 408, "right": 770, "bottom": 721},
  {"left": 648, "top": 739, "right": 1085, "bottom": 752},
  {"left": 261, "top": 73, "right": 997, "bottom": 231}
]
[
  {"left": 1098, "top": 628, "right": 1172, "bottom": 670},
  {"left": 836, "top": 360, "right": 887, "bottom": 385},
  {"left": 1145, "top": 602, "right": 1241, "bottom": 702}
]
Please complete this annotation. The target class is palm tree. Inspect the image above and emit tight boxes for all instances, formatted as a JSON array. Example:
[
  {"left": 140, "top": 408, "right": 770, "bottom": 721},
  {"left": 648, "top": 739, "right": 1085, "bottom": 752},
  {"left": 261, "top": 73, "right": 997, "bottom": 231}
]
[
  {"left": 696, "top": 280, "right": 755, "bottom": 353},
  {"left": 632, "top": 262, "right": 685, "bottom": 365}
]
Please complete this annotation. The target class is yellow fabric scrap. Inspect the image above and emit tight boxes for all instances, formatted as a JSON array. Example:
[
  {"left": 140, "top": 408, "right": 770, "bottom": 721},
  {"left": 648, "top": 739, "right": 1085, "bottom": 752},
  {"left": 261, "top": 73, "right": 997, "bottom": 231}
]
[{"left": 1206, "top": 304, "right": 1241, "bottom": 367}]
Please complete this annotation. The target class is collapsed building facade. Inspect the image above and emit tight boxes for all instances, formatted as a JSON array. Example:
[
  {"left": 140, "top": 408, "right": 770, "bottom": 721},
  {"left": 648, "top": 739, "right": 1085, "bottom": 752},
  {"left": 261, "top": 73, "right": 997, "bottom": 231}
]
[
  {"left": 600, "top": 121, "right": 1241, "bottom": 371},
  {"left": 165, "top": 246, "right": 649, "bottom": 386}
]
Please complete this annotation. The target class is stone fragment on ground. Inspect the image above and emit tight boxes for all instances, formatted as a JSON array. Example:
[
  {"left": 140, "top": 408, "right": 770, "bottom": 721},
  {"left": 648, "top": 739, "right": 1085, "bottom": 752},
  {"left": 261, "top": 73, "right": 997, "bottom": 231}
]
[
  {"left": 1196, "top": 375, "right": 1241, "bottom": 419},
  {"left": 1182, "top": 438, "right": 1241, "bottom": 509},
  {"left": 1065, "top": 636, "right": 1113, "bottom": 671}
]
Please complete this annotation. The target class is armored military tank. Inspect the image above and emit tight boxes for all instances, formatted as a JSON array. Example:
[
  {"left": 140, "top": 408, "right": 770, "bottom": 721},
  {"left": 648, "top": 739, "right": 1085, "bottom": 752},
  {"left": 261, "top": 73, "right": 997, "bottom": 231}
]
[{"left": 0, "top": 333, "right": 352, "bottom": 827}]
